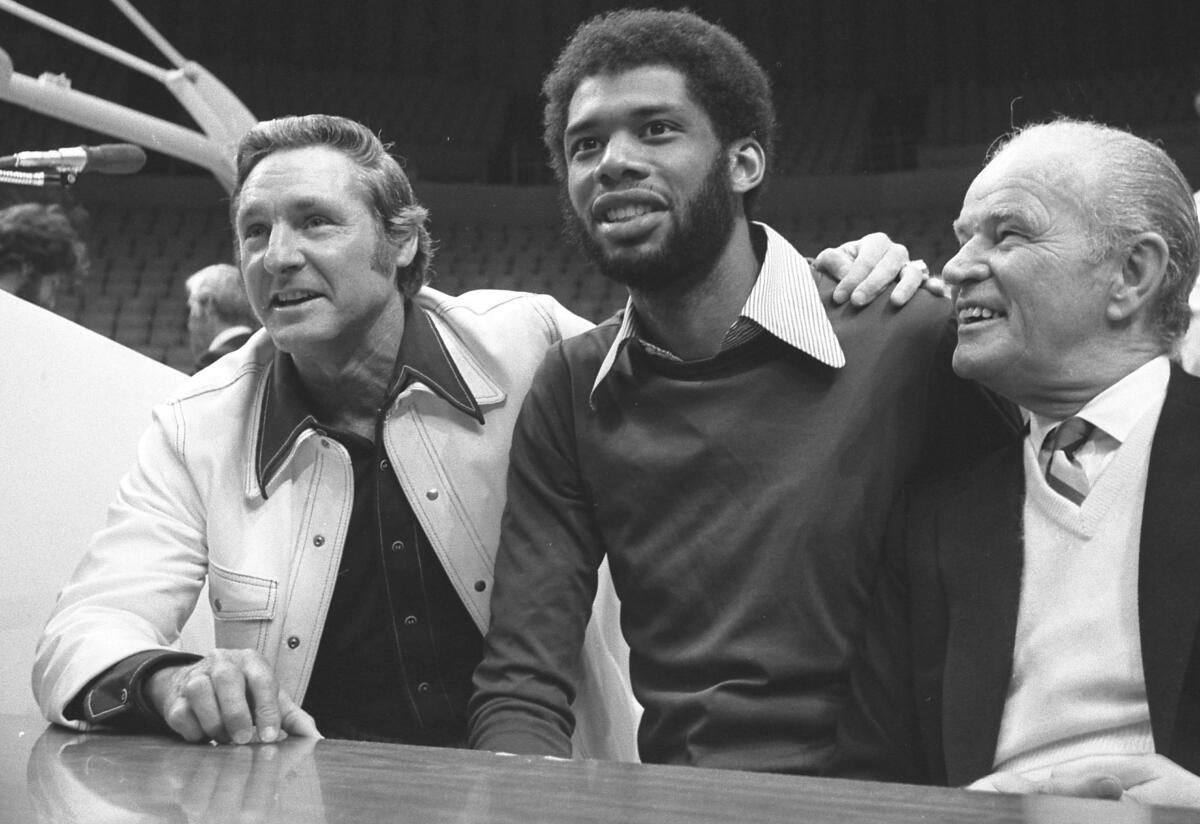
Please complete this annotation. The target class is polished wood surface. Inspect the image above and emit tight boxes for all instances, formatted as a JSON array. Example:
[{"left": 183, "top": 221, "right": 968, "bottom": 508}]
[{"left": 2, "top": 712, "right": 1198, "bottom": 824}]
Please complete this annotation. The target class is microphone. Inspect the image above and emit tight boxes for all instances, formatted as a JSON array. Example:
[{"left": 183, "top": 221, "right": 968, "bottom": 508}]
[{"left": 0, "top": 144, "right": 147, "bottom": 175}]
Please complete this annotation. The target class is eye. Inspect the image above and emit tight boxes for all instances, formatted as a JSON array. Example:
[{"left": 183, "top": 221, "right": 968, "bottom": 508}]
[
  {"left": 240, "top": 222, "right": 267, "bottom": 242},
  {"left": 569, "top": 136, "right": 600, "bottom": 158},
  {"left": 304, "top": 214, "right": 331, "bottom": 229},
  {"left": 642, "top": 121, "right": 678, "bottom": 139}
]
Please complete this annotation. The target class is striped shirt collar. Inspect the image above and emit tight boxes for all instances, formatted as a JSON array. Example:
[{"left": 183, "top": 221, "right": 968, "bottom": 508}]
[{"left": 589, "top": 221, "right": 845, "bottom": 402}]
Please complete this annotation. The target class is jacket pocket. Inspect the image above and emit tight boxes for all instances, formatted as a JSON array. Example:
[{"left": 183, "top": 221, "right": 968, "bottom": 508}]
[{"left": 208, "top": 563, "right": 277, "bottom": 621}]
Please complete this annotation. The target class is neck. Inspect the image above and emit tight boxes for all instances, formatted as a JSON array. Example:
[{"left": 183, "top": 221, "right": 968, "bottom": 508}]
[
  {"left": 291, "top": 299, "right": 407, "bottom": 439},
  {"left": 630, "top": 220, "right": 759, "bottom": 360},
  {"left": 1012, "top": 345, "right": 1164, "bottom": 420}
]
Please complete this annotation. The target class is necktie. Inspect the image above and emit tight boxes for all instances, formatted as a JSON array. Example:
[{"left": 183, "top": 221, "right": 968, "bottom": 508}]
[{"left": 1039, "top": 416, "right": 1096, "bottom": 505}]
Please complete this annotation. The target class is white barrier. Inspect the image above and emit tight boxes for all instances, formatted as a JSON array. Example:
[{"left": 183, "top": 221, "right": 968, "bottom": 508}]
[{"left": 0, "top": 291, "right": 213, "bottom": 715}]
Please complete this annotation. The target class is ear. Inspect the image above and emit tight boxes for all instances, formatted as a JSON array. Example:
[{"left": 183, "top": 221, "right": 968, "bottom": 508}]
[
  {"left": 393, "top": 230, "right": 420, "bottom": 270},
  {"left": 727, "top": 138, "right": 765, "bottom": 198},
  {"left": 1105, "top": 231, "right": 1169, "bottom": 324}
]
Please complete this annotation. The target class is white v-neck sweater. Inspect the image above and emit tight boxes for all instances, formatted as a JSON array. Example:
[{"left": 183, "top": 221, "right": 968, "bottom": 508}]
[{"left": 992, "top": 400, "right": 1165, "bottom": 778}]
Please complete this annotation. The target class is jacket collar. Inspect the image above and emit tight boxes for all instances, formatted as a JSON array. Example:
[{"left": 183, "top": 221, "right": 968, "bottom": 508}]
[
  {"left": 938, "top": 443, "right": 1026, "bottom": 786},
  {"left": 253, "top": 300, "right": 484, "bottom": 497}
]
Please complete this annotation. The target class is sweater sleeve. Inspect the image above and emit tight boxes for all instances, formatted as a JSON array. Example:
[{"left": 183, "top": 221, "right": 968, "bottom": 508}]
[
  {"left": 828, "top": 490, "right": 929, "bottom": 782},
  {"left": 469, "top": 342, "right": 608, "bottom": 757}
]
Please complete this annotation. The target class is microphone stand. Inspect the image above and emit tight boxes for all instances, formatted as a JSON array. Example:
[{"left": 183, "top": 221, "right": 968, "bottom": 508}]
[{"left": 0, "top": 168, "right": 71, "bottom": 187}]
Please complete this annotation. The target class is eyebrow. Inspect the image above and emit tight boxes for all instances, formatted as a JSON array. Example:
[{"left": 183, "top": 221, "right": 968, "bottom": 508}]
[
  {"left": 565, "top": 103, "right": 681, "bottom": 139},
  {"left": 236, "top": 195, "right": 331, "bottom": 222},
  {"left": 952, "top": 205, "right": 1037, "bottom": 238}
]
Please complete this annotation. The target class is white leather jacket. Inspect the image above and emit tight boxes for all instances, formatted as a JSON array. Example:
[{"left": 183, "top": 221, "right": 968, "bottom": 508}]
[{"left": 33, "top": 288, "right": 639, "bottom": 760}]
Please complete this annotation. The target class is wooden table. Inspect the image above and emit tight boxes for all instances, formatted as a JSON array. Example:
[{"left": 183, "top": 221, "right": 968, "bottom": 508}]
[{"left": 2, "top": 711, "right": 1198, "bottom": 823}]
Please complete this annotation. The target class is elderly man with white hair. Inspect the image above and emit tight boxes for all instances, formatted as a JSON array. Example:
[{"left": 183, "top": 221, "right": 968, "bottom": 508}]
[{"left": 834, "top": 118, "right": 1200, "bottom": 808}]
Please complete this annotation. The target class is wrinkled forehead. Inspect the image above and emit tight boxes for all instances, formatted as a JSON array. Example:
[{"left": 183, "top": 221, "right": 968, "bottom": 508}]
[
  {"left": 958, "top": 140, "right": 1094, "bottom": 227},
  {"left": 980, "top": 137, "right": 1094, "bottom": 201},
  {"left": 237, "top": 146, "right": 371, "bottom": 215}
]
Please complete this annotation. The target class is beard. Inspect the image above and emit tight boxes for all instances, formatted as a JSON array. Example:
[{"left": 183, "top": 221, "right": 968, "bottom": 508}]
[{"left": 562, "top": 153, "right": 737, "bottom": 296}]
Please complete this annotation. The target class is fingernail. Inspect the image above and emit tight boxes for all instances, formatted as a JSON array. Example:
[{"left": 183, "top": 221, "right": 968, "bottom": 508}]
[
  {"left": 233, "top": 729, "right": 252, "bottom": 745},
  {"left": 260, "top": 726, "right": 277, "bottom": 743}
]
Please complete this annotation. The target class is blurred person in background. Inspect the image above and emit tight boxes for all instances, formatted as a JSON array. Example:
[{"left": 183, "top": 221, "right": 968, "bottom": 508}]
[
  {"left": 185, "top": 263, "right": 259, "bottom": 371},
  {"left": 0, "top": 202, "right": 88, "bottom": 311}
]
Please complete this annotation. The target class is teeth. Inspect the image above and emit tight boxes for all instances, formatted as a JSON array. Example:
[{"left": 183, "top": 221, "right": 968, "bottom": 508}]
[
  {"left": 602, "top": 204, "right": 652, "bottom": 223},
  {"left": 959, "top": 305, "right": 1000, "bottom": 323},
  {"left": 273, "top": 290, "right": 319, "bottom": 305}
]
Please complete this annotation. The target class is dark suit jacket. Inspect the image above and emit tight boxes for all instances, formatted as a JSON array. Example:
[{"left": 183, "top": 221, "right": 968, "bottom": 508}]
[{"left": 834, "top": 363, "right": 1200, "bottom": 787}]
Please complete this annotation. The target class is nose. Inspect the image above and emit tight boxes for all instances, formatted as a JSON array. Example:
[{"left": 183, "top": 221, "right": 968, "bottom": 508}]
[
  {"left": 942, "top": 240, "right": 989, "bottom": 289},
  {"left": 263, "top": 223, "right": 303, "bottom": 274},
  {"left": 595, "top": 132, "right": 647, "bottom": 186}
]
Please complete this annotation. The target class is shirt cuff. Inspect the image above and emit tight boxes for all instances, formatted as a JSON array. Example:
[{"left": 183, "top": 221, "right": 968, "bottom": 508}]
[{"left": 66, "top": 649, "right": 203, "bottom": 731}]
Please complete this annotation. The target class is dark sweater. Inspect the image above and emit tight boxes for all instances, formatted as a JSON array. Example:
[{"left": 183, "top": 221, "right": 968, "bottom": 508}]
[{"left": 470, "top": 274, "right": 1018, "bottom": 773}]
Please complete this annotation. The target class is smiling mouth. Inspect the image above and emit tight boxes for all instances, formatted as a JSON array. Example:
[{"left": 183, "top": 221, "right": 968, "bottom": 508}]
[
  {"left": 599, "top": 203, "right": 662, "bottom": 224},
  {"left": 270, "top": 289, "right": 321, "bottom": 308},
  {"left": 591, "top": 189, "right": 669, "bottom": 228},
  {"left": 958, "top": 305, "right": 1006, "bottom": 325}
]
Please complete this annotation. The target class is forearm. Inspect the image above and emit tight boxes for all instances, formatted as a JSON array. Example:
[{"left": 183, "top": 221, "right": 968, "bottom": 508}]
[
  {"left": 468, "top": 506, "right": 601, "bottom": 756},
  {"left": 469, "top": 349, "right": 605, "bottom": 756}
]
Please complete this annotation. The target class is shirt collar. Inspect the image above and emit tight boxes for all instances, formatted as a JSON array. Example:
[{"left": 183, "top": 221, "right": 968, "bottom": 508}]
[
  {"left": 254, "top": 300, "right": 483, "bottom": 496},
  {"left": 1025, "top": 354, "right": 1171, "bottom": 449},
  {"left": 589, "top": 222, "right": 845, "bottom": 403}
]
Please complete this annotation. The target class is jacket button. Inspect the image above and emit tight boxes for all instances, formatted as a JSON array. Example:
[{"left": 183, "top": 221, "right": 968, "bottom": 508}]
[
  {"left": 213, "top": 598, "right": 223, "bottom": 612},
  {"left": 474, "top": 580, "right": 486, "bottom": 592},
  {"left": 417, "top": 682, "right": 430, "bottom": 693},
  {"left": 313, "top": 535, "right": 325, "bottom": 547},
  {"left": 391, "top": 540, "right": 404, "bottom": 552},
  {"left": 320, "top": 439, "right": 330, "bottom": 448},
  {"left": 426, "top": 488, "right": 439, "bottom": 500},
  {"left": 287, "top": 636, "right": 300, "bottom": 649},
  {"left": 404, "top": 615, "right": 418, "bottom": 626},
  {"left": 380, "top": 459, "right": 389, "bottom": 471}
]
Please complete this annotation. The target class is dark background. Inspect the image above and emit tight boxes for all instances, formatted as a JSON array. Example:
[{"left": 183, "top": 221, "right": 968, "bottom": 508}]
[
  {"left": 1, "top": 0, "right": 1199, "bottom": 370},
  {"left": 4, "top": 0, "right": 1199, "bottom": 182}
]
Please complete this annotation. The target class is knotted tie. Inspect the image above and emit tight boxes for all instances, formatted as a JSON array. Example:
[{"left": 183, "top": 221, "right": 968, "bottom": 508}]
[{"left": 1039, "top": 416, "right": 1096, "bottom": 505}]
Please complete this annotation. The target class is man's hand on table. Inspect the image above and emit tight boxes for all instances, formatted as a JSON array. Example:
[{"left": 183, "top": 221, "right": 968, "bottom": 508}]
[
  {"left": 146, "top": 648, "right": 321, "bottom": 744},
  {"left": 971, "top": 753, "right": 1200, "bottom": 808}
]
